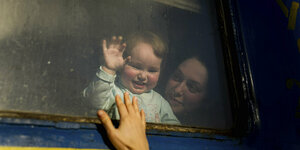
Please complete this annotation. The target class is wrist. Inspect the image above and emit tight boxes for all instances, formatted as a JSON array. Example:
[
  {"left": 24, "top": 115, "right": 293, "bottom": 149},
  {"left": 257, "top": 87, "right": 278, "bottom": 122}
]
[{"left": 102, "top": 66, "right": 117, "bottom": 75}]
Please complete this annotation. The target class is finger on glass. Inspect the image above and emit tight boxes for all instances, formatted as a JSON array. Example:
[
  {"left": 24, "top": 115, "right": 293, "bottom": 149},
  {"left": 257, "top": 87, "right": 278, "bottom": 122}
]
[
  {"left": 115, "top": 94, "right": 128, "bottom": 117},
  {"left": 124, "top": 92, "right": 134, "bottom": 114},
  {"left": 132, "top": 96, "right": 139, "bottom": 113},
  {"left": 97, "top": 110, "right": 115, "bottom": 133}
]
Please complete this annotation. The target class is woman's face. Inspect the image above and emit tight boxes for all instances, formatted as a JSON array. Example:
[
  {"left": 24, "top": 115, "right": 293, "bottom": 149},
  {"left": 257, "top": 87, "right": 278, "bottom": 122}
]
[{"left": 165, "top": 58, "right": 208, "bottom": 115}]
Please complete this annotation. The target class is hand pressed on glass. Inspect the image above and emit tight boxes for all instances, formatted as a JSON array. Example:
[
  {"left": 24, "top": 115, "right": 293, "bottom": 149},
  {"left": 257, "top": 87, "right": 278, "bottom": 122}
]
[{"left": 97, "top": 92, "right": 149, "bottom": 150}]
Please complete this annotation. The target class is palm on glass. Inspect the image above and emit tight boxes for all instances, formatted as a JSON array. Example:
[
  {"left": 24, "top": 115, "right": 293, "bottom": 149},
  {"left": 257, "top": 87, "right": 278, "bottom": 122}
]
[
  {"left": 97, "top": 92, "right": 149, "bottom": 150},
  {"left": 102, "top": 36, "right": 128, "bottom": 74}
]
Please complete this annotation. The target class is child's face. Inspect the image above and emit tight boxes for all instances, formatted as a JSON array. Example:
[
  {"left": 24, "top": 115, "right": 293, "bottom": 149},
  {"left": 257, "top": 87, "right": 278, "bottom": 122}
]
[{"left": 121, "top": 42, "right": 162, "bottom": 94}]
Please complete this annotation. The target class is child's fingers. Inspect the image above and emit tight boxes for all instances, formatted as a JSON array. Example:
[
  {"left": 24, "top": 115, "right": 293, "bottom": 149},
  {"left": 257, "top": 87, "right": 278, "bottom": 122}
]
[
  {"left": 115, "top": 94, "right": 128, "bottom": 118},
  {"left": 110, "top": 36, "right": 123, "bottom": 47},
  {"left": 97, "top": 110, "right": 116, "bottom": 133},
  {"left": 140, "top": 109, "right": 146, "bottom": 129},
  {"left": 102, "top": 40, "right": 107, "bottom": 53},
  {"left": 115, "top": 36, "right": 124, "bottom": 51},
  {"left": 132, "top": 96, "right": 139, "bottom": 113},
  {"left": 111, "top": 36, "right": 117, "bottom": 41},
  {"left": 120, "top": 43, "right": 127, "bottom": 53},
  {"left": 116, "top": 36, "right": 123, "bottom": 46},
  {"left": 109, "top": 36, "right": 118, "bottom": 48},
  {"left": 124, "top": 92, "right": 134, "bottom": 114},
  {"left": 118, "top": 36, "right": 123, "bottom": 41}
]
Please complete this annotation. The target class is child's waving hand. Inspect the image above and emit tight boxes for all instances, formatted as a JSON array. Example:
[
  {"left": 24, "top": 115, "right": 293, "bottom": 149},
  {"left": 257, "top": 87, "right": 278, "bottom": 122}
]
[{"left": 102, "top": 36, "right": 128, "bottom": 75}]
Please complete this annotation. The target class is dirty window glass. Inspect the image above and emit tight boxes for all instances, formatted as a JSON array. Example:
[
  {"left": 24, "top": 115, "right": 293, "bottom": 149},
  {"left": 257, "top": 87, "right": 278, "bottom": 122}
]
[{"left": 0, "top": 0, "right": 232, "bottom": 129}]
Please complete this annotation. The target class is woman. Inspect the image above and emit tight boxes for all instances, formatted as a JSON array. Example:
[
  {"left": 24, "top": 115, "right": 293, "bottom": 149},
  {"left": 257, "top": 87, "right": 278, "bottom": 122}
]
[{"left": 165, "top": 57, "right": 208, "bottom": 125}]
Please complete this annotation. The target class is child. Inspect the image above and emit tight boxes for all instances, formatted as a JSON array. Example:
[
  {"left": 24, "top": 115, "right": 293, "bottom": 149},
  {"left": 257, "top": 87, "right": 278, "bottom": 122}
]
[{"left": 83, "top": 31, "right": 179, "bottom": 124}]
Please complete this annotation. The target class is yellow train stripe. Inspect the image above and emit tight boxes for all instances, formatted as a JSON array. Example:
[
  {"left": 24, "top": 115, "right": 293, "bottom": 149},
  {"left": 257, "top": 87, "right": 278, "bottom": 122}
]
[
  {"left": 276, "top": 0, "right": 289, "bottom": 18},
  {"left": 0, "top": 146, "right": 109, "bottom": 150},
  {"left": 288, "top": 1, "right": 299, "bottom": 30}
]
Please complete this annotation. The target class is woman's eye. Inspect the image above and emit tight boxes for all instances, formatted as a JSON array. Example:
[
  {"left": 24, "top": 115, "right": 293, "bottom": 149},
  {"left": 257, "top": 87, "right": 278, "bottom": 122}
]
[
  {"left": 171, "top": 71, "right": 183, "bottom": 82},
  {"left": 188, "top": 86, "right": 199, "bottom": 93},
  {"left": 187, "top": 81, "right": 202, "bottom": 93},
  {"left": 148, "top": 69, "right": 158, "bottom": 73},
  {"left": 149, "top": 70, "right": 156, "bottom": 73}
]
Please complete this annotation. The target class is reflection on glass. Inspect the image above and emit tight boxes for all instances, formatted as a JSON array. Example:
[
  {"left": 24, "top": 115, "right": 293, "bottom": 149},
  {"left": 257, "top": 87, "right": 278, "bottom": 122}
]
[{"left": 0, "top": 0, "right": 232, "bottom": 129}]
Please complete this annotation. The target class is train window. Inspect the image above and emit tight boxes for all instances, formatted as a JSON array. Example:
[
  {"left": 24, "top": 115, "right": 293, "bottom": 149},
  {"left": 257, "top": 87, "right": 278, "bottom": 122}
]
[{"left": 0, "top": 0, "right": 252, "bottom": 133}]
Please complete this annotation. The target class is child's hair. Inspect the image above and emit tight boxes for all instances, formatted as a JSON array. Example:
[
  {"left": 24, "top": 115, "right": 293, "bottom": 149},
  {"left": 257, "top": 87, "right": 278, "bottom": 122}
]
[{"left": 124, "top": 31, "right": 167, "bottom": 59}]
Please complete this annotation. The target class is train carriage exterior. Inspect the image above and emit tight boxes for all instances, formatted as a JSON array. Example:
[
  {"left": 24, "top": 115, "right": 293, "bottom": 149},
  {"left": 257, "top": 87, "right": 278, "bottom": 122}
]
[{"left": 0, "top": 0, "right": 299, "bottom": 149}]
